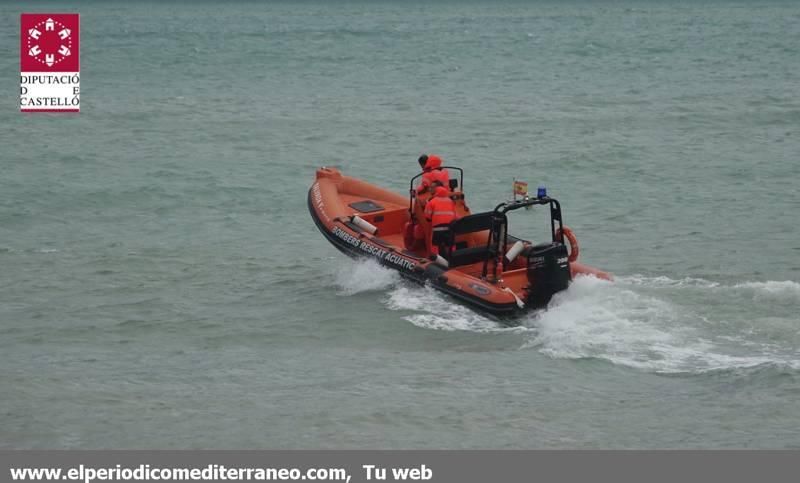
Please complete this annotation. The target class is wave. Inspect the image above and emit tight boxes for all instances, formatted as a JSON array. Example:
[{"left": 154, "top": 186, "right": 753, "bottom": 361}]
[
  {"left": 386, "top": 285, "right": 527, "bottom": 334},
  {"left": 524, "top": 276, "right": 799, "bottom": 374},
  {"left": 333, "top": 258, "right": 400, "bottom": 296},
  {"left": 732, "top": 280, "right": 800, "bottom": 302},
  {"left": 334, "top": 259, "right": 799, "bottom": 374},
  {"left": 619, "top": 274, "right": 722, "bottom": 288},
  {"left": 620, "top": 275, "right": 800, "bottom": 303}
]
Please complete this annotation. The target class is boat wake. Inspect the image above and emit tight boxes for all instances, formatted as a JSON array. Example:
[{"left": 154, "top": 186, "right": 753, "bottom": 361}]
[
  {"left": 333, "top": 258, "right": 400, "bottom": 295},
  {"left": 335, "top": 259, "right": 800, "bottom": 374},
  {"left": 525, "top": 276, "right": 799, "bottom": 373},
  {"left": 386, "top": 285, "right": 527, "bottom": 334},
  {"left": 621, "top": 275, "right": 800, "bottom": 303}
]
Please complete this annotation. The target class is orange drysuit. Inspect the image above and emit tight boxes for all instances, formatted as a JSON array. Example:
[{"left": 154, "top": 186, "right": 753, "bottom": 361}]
[
  {"left": 425, "top": 186, "right": 458, "bottom": 255},
  {"left": 416, "top": 154, "right": 450, "bottom": 194}
]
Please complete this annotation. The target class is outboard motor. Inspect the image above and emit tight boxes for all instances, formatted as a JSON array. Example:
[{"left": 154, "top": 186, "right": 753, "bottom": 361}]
[{"left": 525, "top": 242, "right": 571, "bottom": 308}]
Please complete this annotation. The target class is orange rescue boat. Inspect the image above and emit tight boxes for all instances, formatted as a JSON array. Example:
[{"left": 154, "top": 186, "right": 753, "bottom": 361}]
[{"left": 309, "top": 166, "right": 611, "bottom": 318}]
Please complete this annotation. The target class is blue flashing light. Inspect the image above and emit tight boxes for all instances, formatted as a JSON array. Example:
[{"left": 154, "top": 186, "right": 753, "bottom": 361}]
[{"left": 537, "top": 186, "right": 547, "bottom": 198}]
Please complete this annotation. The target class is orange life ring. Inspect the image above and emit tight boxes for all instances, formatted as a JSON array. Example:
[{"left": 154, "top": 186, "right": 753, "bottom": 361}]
[{"left": 556, "top": 226, "right": 579, "bottom": 263}]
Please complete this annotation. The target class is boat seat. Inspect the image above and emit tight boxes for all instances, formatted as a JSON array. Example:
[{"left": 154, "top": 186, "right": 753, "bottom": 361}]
[
  {"left": 447, "top": 245, "right": 491, "bottom": 267},
  {"left": 449, "top": 212, "right": 494, "bottom": 235},
  {"left": 441, "top": 212, "right": 496, "bottom": 267}
]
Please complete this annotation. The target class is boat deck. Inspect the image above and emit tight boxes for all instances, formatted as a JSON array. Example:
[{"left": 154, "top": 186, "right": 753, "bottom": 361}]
[{"left": 338, "top": 192, "right": 529, "bottom": 296}]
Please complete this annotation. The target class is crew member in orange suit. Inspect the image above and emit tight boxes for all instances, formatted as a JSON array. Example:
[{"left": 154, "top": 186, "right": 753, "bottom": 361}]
[
  {"left": 416, "top": 154, "right": 450, "bottom": 194},
  {"left": 424, "top": 186, "right": 459, "bottom": 256},
  {"left": 416, "top": 157, "right": 436, "bottom": 194},
  {"left": 427, "top": 154, "right": 450, "bottom": 189},
  {"left": 417, "top": 154, "right": 428, "bottom": 171}
]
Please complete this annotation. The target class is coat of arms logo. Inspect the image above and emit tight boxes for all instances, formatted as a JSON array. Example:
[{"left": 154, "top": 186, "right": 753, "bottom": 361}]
[
  {"left": 20, "top": 13, "right": 80, "bottom": 113},
  {"left": 26, "top": 17, "right": 74, "bottom": 68}
]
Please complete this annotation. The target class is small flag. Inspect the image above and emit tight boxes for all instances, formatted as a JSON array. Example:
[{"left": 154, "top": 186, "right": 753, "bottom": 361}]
[{"left": 513, "top": 180, "right": 528, "bottom": 196}]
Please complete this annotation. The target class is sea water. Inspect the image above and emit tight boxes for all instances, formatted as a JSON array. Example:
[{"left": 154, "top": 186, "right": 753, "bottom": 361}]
[{"left": 1, "top": 0, "right": 799, "bottom": 448}]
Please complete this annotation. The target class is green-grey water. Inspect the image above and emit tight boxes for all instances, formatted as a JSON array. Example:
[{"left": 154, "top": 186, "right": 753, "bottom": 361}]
[{"left": 1, "top": 0, "right": 799, "bottom": 448}]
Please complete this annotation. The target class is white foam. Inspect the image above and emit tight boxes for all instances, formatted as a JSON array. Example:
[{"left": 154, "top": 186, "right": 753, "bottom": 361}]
[
  {"left": 333, "top": 259, "right": 399, "bottom": 296},
  {"left": 385, "top": 285, "right": 528, "bottom": 334},
  {"left": 525, "top": 276, "right": 690, "bottom": 369},
  {"left": 620, "top": 274, "right": 800, "bottom": 303},
  {"left": 733, "top": 280, "right": 800, "bottom": 302},
  {"left": 524, "top": 276, "right": 799, "bottom": 373},
  {"left": 618, "top": 274, "right": 721, "bottom": 288},
  {"left": 341, "top": 262, "right": 799, "bottom": 373}
]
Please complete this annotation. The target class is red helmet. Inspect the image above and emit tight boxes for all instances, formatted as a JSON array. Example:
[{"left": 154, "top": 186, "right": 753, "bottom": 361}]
[
  {"left": 425, "top": 154, "right": 443, "bottom": 170},
  {"left": 434, "top": 186, "right": 449, "bottom": 197}
]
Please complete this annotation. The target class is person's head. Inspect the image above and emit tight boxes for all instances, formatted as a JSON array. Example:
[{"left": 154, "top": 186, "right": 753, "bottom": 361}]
[
  {"left": 434, "top": 186, "right": 449, "bottom": 198},
  {"left": 417, "top": 154, "right": 428, "bottom": 170},
  {"left": 425, "top": 154, "right": 443, "bottom": 170}
]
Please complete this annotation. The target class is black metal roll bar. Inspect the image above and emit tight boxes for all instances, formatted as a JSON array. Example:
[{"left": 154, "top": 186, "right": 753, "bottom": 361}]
[
  {"left": 492, "top": 197, "right": 564, "bottom": 243},
  {"left": 481, "top": 197, "right": 565, "bottom": 281},
  {"left": 404, "top": 164, "right": 567, "bottom": 282}
]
